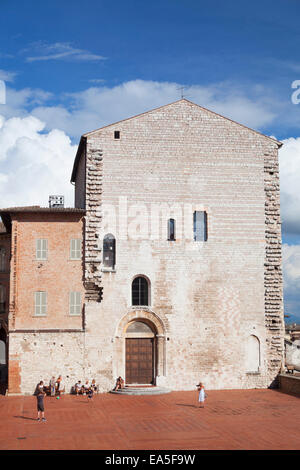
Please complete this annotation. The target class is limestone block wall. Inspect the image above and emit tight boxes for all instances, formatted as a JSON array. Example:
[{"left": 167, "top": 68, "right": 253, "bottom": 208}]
[
  {"left": 75, "top": 99, "right": 284, "bottom": 391},
  {"left": 9, "top": 332, "right": 85, "bottom": 395}
]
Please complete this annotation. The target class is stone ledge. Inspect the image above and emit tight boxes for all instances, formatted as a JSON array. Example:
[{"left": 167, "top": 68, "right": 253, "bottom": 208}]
[{"left": 279, "top": 374, "right": 300, "bottom": 396}]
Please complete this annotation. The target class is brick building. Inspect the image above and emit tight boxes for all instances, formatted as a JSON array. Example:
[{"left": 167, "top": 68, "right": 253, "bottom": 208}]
[{"left": 1, "top": 99, "right": 285, "bottom": 394}]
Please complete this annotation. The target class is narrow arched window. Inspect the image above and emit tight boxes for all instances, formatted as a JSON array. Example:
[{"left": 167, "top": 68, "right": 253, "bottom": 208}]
[
  {"left": 167, "top": 218, "right": 176, "bottom": 241},
  {"left": 0, "top": 247, "right": 6, "bottom": 272},
  {"left": 132, "top": 276, "right": 149, "bottom": 306},
  {"left": 103, "top": 233, "right": 116, "bottom": 269}
]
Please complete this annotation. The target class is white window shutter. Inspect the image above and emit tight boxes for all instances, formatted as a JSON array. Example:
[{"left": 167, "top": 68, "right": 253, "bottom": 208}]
[
  {"left": 36, "top": 239, "right": 48, "bottom": 260},
  {"left": 35, "top": 291, "right": 47, "bottom": 316},
  {"left": 70, "top": 239, "right": 81, "bottom": 260},
  {"left": 70, "top": 291, "right": 81, "bottom": 315}
]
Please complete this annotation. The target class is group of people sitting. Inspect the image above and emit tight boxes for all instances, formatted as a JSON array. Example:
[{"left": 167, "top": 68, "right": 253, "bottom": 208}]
[
  {"left": 35, "top": 375, "right": 65, "bottom": 397},
  {"left": 74, "top": 379, "right": 98, "bottom": 395}
]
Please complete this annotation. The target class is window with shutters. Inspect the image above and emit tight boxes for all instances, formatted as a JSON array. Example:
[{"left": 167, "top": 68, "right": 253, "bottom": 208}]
[
  {"left": 103, "top": 233, "right": 116, "bottom": 269},
  {"left": 132, "top": 276, "right": 150, "bottom": 306},
  {"left": 70, "top": 239, "right": 82, "bottom": 260},
  {"left": 167, "top": 218, "right": 176, "bottom": 241},
  {"left": 69, "top": 292, "right": 81, "bottom": 316},
  {"left": 193, "top": 211, "right": 208, "bottom": 241},
  {"left": 36, "top": 239, "right": 48, "bottom": 260},
  {"left": 34, "top": 291, "right": 47, "bottom": 316},
  {"left": 0, "top": 247, "right": 6, "bottom": 272}
]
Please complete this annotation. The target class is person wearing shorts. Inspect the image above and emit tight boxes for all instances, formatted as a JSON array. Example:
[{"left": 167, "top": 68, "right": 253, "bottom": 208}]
[
  {"left": 36, "top": 381, "right": 46, "bottom": 422},
  {"left": 87, "top": 387, "right": 94, "bottom": 402}
]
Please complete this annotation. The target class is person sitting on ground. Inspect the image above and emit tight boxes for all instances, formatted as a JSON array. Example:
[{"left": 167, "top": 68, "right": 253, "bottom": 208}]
[
  {"left": 75, "top": 380, "right": 82, "bottom": 395},
  {"left": 91, "top": 379, "right": 98, "bottom": 393},
  {"left": 114, "top": 376, "right": 124, "bottom": 391},
  {"left": 83, "top": 380, "right": 90, "bottom": 394}
]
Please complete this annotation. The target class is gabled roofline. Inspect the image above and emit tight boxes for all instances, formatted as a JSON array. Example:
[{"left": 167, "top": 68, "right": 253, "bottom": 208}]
[{"left": 70, "top": 98, "right": 282, "bottom": 182}]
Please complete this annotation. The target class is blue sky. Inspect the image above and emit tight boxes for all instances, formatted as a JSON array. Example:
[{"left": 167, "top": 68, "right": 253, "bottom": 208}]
[{"left": 0, "top": 0, "right": 300, "bottom": 321}]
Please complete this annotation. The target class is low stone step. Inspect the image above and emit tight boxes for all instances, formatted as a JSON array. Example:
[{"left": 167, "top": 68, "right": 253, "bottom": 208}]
[{"left": 110, "top": 386, "right": 171, "bottom": 396}]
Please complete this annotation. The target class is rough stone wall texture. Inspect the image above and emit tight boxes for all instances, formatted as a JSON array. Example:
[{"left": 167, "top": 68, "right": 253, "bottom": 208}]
[
  {"left": 279, "top": 374, "right": 300, "bottom": 396},
  {"left": 79, "top": 100, "right": 284, "bottom": 391},
  {"left": 8, "top": 332, "right": 85, "bottom": 395},
  {"left": 9, "top": 100, "right": 284, "bottom": 394}
]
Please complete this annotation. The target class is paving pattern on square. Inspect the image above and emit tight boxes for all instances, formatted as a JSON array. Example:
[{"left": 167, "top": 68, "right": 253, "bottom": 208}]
[{"left": 0, "top": 389, "right": 299, "bottom": 450}]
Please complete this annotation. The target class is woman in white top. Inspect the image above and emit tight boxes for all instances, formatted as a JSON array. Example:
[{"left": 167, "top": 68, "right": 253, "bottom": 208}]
[{"left": 197, "top": 382, "right": 206, "bottom": 408}]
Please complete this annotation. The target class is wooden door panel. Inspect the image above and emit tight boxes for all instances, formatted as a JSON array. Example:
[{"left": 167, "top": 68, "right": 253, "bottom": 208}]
[{"left": 126, "top": 338, "right": 154, "bottom": 384}]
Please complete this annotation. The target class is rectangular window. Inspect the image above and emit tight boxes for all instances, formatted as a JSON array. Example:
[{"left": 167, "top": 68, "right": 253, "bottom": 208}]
[
  {"left": 36, "top": 239, "right": 48, "bottom": 260},
  {"left": 70, "top": 239, "right": 82, "bottom": 260},
  {"left": 114, "top": 130, "right": 120, "bottom": 139},
  {"left": 193, "top": 211, "right": 208, "bottom": 241},
  {"left": 69, "top": 292, "right": 81, "bottom": 316},
  {"left": 34, "top": 291, "right": 47, "bottom": 316}
]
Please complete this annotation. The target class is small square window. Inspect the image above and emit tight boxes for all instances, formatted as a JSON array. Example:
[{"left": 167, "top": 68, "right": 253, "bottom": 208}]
[{"left": 114, "top": 130, "right": 120, "bottom": 139}]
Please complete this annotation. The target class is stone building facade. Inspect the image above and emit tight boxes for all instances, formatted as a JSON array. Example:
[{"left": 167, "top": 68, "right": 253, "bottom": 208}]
[{"left": 1, "top": 99, "right": 285, "bottom": 394}]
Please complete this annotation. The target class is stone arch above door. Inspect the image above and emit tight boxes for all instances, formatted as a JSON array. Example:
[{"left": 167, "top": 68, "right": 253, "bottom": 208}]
[
  {"left": 115, "top": 309, "right": 166, "bottom": 338},
  {"left": 114, "top": 309, "right": 167, "bottom": 383}
]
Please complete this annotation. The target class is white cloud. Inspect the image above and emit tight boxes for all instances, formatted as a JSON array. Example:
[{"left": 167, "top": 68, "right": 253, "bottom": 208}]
[
  {"left": 279, "top": 137, "right": 300, "bottom": 235},
  {"left": 24, "top": 42, "right": 106, "bottom": 63},
  {"left": 0, "top": 114, "right": 76, "bottom": 208},
  {"left": 282, "top": 244, "right": 300, "bottom": 318},
  {"left": 0, "top": 78, "right": 298, "bottom": 237},
  {"left": 30, "top": 79, "right": 278, "bottom": 139},
  {"left": 0, "top": 69, "right": 17, "bottom": 83}
]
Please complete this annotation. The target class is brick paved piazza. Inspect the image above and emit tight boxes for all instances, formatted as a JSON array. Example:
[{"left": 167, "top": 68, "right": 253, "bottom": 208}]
[{"left": 0, "top": 389, "right": 299, "bottom": 450}]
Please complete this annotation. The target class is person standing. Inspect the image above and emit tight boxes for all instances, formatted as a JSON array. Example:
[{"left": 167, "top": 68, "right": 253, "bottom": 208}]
[
  {"left": 36, "top": 381, "right": 46, "bottom": 422},
  {"left": 56, "top": 375, "right": 62, "bottom": 394},
  {"left": 197, "top": 382, "right": 206, "bottom": 408},
  {"left": 87, "top": 386, "right": 94, "bottom": 402},
  {"left": 49, "top": 376, "right": 56, "bottom": 397}
]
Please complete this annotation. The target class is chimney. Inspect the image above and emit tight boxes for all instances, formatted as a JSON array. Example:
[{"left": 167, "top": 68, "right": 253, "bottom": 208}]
[{"left": 49, "top": 195, "right": 64, "bottom": 208}]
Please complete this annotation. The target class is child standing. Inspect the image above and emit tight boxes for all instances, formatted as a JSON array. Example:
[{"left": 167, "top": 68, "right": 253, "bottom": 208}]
[
  {"left": 36, "top": 381, "right": 46, "bottom": 422},
  {"left": 87, "top": 387, "right": 94, "bottom": 402},
  {"left": 197, "top": 382, "right": 206, "bottom": 408}
]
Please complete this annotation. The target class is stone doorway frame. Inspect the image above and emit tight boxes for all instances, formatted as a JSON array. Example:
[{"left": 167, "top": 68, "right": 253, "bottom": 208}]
[{"left": 114, "top": 309, "right": 166, "bottom": 386}]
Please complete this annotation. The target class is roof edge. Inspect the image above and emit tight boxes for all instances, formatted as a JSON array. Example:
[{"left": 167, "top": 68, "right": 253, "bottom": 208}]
[{"left": 81, "top": 98, "right": 282, "bottom": 147}]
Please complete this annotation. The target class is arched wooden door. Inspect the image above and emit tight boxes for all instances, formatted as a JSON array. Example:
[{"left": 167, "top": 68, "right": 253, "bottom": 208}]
[{"left": 125, "top": 321, "right": 156, "bottom": 385}]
